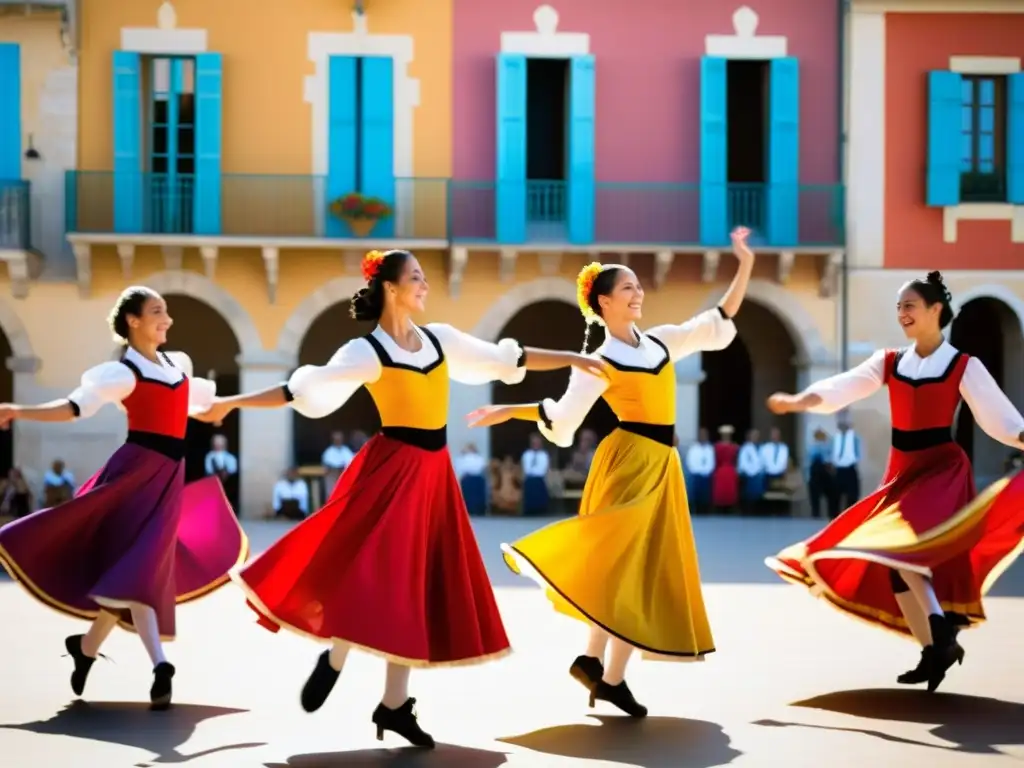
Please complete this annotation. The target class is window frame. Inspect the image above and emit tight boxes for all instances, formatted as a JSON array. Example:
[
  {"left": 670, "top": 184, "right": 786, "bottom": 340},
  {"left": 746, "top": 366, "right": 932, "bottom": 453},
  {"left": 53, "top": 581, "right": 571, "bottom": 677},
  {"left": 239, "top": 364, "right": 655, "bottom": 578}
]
[{"left": 959, "top": 73, "right": 1007, "bottom": 203}]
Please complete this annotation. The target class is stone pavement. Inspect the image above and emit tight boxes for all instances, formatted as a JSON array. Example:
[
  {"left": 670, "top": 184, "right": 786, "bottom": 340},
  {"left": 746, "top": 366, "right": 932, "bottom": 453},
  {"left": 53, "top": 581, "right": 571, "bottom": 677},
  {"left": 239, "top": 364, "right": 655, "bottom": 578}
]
[{"left": 1, "top": 517, "right": 1022, "bottom": 767}]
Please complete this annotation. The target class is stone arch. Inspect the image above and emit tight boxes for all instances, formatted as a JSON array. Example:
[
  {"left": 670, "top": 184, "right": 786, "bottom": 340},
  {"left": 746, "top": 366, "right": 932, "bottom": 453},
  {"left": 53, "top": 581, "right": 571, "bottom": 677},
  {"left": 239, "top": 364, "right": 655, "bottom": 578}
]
[
  {"left": 134, "top": 271, "right": 264, "bottom": 358},
  {"left": 0, "top": 298, "right": 36, "bottom": 363},
  {"left": 276, "top": 276, "right": 366, "bottom": 356},
  {"left": 952, "top": 284, "right": 1024, "bottom": 337},
  {"left": 471, "top": 277, "right": 578, "bottom": 341},
  {"left": 699, "top": 278, "right": 832, "bottom": 365}
]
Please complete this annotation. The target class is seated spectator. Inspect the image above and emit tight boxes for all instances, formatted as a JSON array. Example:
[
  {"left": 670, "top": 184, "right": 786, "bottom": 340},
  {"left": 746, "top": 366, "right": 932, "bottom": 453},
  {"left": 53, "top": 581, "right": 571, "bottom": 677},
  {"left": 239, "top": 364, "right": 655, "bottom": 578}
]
[
  {"left": 455, "top": 443, "right": 488, "bottom": 517},
  {"left": 42, "top": 459, "right": 75, "bottom": 507},
  {"left": 272, "top": 467, "right": 310, "bottom": 521},
  {"left": 490, "top": 456, "right": 522, "bottom": 516},
  {"left": 0, "top": 468, "right": 33, "bottom": 519}
]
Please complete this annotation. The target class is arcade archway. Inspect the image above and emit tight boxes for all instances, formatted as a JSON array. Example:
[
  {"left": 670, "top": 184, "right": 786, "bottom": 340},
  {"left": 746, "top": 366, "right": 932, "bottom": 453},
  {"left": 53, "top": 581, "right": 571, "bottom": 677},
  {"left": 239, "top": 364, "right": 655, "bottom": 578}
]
[
  {"left": 490, "top": 299, "right": 617, "bottom": 464},
  {"left": 950, "top": 296, "right": 1024, "bottom": 487},
  {"left": 700, "top": 299, "right": 798, "bottom": 449},
  {"left": 164, "top": 294, "right": 241, "bottom": 500},
  {"left": 292, "top": 301, "right": 378, "bottom": 466}
]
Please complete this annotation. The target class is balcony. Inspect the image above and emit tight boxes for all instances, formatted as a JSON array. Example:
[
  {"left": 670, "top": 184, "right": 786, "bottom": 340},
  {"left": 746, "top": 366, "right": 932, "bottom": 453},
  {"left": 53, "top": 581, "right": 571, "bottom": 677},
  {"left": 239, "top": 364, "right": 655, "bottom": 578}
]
[
  {"left": 0, "top": 180, "right": 31, "bottom": 298},
  {"left": 64, "top": 172, "right": 845, "bottom": 300}
]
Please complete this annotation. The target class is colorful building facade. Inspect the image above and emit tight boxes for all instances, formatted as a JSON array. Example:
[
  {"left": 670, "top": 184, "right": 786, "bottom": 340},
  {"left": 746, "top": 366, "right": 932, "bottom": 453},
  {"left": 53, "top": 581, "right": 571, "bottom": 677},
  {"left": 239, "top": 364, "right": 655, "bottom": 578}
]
[
  {"left": 0, "top": 0, "right": 845, "bottom": 517},
  {"left": 846, "top": 0, "right": 1024, "bottom": 489}
]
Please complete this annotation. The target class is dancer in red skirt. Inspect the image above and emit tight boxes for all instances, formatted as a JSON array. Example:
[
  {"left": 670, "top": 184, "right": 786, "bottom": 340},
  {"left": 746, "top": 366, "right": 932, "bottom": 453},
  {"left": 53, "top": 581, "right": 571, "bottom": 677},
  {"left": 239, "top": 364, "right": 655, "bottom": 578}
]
[
  {"left": 197, "top": 249, "right": 606, "bottom": 747},
  {"left": 0, "top": 287, "right": 247, "bottom": 708},
  {"left": 766, "top": 271, "right": 1024, "bottom": 692}
]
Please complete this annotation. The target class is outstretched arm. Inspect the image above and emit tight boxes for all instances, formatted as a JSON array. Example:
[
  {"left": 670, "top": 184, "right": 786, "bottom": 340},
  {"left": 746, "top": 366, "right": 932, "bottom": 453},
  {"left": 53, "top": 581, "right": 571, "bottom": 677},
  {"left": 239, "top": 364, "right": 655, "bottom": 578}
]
[
  {"left": 768, "top": 350, "right": 885, "bottom": 415},
  {"left": 0, "top": 361, "right": 137, "bottom": 428},
  {"left": 426, "top": 323, "right": 606, "bottom": 385},
  {"left": 467, "top": 367, "right": 609, "bottom": 448},
  {"left": 960, "top": 358, "right": 1024, "bottom": 449}
]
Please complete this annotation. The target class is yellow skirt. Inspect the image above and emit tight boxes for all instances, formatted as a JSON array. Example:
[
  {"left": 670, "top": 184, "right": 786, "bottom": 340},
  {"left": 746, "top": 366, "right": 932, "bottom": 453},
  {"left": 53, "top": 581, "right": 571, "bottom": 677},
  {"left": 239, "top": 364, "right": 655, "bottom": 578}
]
[{"left": 502, "top": 428, "right": 714, "bottom": 660}]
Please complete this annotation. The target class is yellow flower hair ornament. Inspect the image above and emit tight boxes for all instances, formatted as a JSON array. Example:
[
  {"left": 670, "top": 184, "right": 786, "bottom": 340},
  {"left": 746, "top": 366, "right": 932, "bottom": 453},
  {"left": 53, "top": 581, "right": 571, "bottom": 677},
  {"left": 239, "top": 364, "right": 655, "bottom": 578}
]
[
  {"left": 576, "top": 262, "right": 604, "bottom": 322},
  {"left": 361, "top": 249, "right": 387, "bottom": 283}
]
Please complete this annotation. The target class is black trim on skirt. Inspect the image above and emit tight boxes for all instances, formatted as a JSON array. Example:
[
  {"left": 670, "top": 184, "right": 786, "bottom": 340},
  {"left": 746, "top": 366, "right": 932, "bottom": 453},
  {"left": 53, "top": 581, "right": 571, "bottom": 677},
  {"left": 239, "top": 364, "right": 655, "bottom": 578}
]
[
  {"left": 381, "top": 425, "right": 447, "bottom": 452},
  {"left": 126, "top": 430, "right": 187, "bottom": 461},
  {"left": 618, "top": 422, "right": 675, "bottom": 447}
]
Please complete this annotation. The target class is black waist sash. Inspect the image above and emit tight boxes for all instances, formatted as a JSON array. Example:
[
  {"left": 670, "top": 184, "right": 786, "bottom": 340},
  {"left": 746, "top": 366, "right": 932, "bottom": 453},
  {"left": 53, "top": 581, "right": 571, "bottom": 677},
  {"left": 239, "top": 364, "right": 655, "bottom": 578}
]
[
  {"left": 126, "top": 430, "right": 187, "bottom": 461},
  {"left": 381, "top": 425, "right": 447, "bottom": 452},
  {"left": 618, "top": 422, "right": 675, "bottom": 447},
  {"left": 891, "top": 426, "right": 953, "bottom": 452}
]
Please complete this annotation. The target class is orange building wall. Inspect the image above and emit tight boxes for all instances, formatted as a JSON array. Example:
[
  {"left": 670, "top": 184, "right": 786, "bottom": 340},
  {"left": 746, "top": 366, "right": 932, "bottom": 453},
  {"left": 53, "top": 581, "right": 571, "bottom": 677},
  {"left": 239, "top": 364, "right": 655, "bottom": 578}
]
[{"left": 884, "top": 13, "right": 1024, "bottom": 270}]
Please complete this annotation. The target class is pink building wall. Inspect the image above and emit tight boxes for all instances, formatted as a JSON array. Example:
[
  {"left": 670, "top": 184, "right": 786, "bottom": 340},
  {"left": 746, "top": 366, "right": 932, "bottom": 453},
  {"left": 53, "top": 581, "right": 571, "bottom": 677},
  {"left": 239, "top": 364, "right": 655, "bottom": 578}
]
[{"left": 452, "top": 0, "right": 840, "bottom": 185}]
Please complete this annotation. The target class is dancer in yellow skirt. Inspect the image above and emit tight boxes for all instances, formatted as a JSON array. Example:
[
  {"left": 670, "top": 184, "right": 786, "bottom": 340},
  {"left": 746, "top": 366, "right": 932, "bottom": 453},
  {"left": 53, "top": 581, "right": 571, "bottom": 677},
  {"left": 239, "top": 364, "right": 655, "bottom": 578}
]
[{"left": 468, "top": 227, "right": 755, "bottom": 716}]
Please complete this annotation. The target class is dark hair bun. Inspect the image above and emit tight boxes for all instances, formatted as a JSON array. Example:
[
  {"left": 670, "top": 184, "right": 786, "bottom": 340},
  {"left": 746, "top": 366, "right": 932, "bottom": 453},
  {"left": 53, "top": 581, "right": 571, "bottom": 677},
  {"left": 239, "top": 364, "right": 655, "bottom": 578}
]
[{"left": 926, "top": 270, "right": 945, "bottom": 285}]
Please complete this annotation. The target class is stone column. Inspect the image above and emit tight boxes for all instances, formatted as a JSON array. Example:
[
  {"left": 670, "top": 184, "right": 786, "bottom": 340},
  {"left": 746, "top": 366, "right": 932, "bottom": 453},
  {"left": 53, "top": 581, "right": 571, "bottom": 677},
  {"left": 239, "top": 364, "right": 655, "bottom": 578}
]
[
  {"left": 8, "top": 355, "right": 43, "bottom": 473},
  {"left": 236, "top": 350, "right": 296, "bottom": 519},
  {"left": 448, "top": 381, "right": 491, "bottom": 459},
  {"left": 675, "top": 353, "right": 704, "bottom": 445}
]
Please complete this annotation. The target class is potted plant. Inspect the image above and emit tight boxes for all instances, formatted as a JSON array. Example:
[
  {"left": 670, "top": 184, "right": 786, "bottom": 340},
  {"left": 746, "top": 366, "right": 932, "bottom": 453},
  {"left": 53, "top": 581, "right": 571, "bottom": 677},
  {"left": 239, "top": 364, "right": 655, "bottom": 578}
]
[{"left": 329, "top": 192, "right": 393, "bottom": 237}]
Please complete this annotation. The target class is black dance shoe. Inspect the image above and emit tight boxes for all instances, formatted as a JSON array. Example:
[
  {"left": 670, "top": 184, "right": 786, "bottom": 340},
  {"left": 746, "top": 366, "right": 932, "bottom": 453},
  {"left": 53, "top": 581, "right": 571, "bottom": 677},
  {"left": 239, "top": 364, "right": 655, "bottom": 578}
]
[
  {"left": 569, "top": 655, "right": 604, "bottom": 691},
  {"left": 300, "top": 650, "right": 341, "bottom": 713},
  {"left": 589, "top": 679, "right": 648, "bottom": 717},
  {"left": 372, "top": 697, "right": 435, "bottom": 748},
  {"left": 925, "top": 614, "right": 965, "bottom": 693},
  {"left": 150, "top": 662, "right": 175, "bottom": 710},
  {"left": 896, "top": 648, "right": 931, "bottom": 685},
  {"left": 64, "top": 635, "right": 97, "bottom": 697}
]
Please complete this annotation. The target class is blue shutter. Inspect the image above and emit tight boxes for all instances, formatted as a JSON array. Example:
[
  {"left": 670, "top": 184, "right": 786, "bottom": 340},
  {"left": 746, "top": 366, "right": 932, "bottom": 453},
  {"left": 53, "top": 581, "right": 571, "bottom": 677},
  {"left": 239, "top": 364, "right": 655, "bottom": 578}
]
[
  {"left": 567, "top": 55, "right": 596, "bottom": 244},
  {"left": 700, "top": 57, "right": 728, "bottom": 246},
  {"left": 193, "top": 53, "right": 222, "bottom": 234},
  {"left": 359, "top": 56, "right": 395, "bottom": 238},
  {"left": 767, "top": 57, "right": 800, "bottom": 246},
  {"left": 496, "top": 53, "right": 527, "bottom": 244},
  {"left": 326, "top": 55, "right": 357, "bottom": 238},
  {"left": 926, "top": 70, "right": 962, "bottom": 207},
  {"left": 1006, "top": 73, "right": 1024, "bottom": 204},
  {"left": 113, "top": 51, "right": 142, "bottom": 233},
  {"left": 0, "top": 44, "right": 21, "bottom": 180}
]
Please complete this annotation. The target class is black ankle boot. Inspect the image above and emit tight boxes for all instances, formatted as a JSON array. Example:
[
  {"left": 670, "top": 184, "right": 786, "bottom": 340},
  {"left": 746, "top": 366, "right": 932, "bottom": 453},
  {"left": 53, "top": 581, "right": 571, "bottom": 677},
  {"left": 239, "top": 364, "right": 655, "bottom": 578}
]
[
  {"left": 589, "top": 680, "right": 648, "bottom": 717},
  {"left": 64, "top": 635, "right": 96, "bottom": 697},
  {"left": 150, "top": 662, "right": 175, "bottom": 710},
  {"left": 925, "top": 614, "right": 965, "bottom": 693},
  {"left": 896, "top": 648, "right": 930, "bottom": 685},
  {"left": 300, "top": 650, "right": 340, "bottom": 713},
  {"left": 569, "top": 655, "right": 604, "bottom": 691},
  {"left": 371, "top": 698, "right": 435, "bottom": 748}
]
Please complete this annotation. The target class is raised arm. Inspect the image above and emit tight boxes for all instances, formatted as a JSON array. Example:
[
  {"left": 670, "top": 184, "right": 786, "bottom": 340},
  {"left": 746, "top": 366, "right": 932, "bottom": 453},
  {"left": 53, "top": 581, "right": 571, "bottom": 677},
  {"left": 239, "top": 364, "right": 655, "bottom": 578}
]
[
  {"left": 426, "top": 323, "right": 606, "bottom": 385},
  {"left": 768, "top": 350, "right": 886, "bottom": 415},
  {"left": 646, "top": 307, "right": 737, "bottom": 361},
  {"left": 960, "top": 357, "right": 1024, "bottom": 449},
  {"left": 467, "top": 366, "right": 609, "bottom": 448}
]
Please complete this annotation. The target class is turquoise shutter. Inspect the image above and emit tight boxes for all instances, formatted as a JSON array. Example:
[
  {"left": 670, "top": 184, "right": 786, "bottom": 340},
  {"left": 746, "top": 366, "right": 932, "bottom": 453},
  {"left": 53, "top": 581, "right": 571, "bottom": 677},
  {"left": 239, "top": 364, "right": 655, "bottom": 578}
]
[
  {"left": 767, "top": 57, "right": 800, "bottom": 246},
  {"left": 926, "top": 70, "right": 962, "bottom": 207},
  {"left": 1006, "top": 73, "right": 1024, "bottom": 204},
  {"left": 496, "top": 53, "right": 527, "bottom": 243},
  {"left": 326, "top": 55, "right": 357, "bottom": 238},
  {"left": 700, "top": 56, "right": 728, "bottom": 246},
  {"left": 194, "top": 53, "right": 223, "bottom": 235},
  {"left": 567, "top": 55, "right": 596, "bottom": 244},
  {"left": 0, "top": 44, "right": 21, "bottom": 180},
  {"left": 113, "top": 50, "right": 142, "bottom": 233},
  {"left": 359, "top": 56, "right": 395, "bottom": 238}
]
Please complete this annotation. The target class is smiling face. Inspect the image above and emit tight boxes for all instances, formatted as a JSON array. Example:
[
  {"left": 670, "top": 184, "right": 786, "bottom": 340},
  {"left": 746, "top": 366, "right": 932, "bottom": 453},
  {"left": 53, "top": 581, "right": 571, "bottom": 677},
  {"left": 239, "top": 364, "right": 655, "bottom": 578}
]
[
  {"left": 596, "top": 268, "right": 645, "bottom": 324},
  {"left": 386, "top": 254, "right": 429, "bottom": 314},
  {"left": 896, "top": 284, "right": 942, "bottom": 339},
  {"left": 127, "top": 295, "right": 173, "bottom": 346}
]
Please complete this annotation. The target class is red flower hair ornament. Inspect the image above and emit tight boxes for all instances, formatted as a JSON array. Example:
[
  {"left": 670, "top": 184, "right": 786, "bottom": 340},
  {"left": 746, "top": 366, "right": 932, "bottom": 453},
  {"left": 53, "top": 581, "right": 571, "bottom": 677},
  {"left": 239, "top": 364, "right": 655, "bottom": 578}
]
[{"left": 361, "top": 249, "right": 387, "bottom": 283}]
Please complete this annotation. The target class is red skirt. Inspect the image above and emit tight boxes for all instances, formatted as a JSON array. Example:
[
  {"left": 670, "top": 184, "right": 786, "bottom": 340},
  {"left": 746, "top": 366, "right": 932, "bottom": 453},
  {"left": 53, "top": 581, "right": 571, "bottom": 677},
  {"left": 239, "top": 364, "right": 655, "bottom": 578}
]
[
  {"left": 767, "top": 442, "right": 1024, "bottom": 637},
  {"left": 232, "top": 433, "right": 511, "bottom": 667}
]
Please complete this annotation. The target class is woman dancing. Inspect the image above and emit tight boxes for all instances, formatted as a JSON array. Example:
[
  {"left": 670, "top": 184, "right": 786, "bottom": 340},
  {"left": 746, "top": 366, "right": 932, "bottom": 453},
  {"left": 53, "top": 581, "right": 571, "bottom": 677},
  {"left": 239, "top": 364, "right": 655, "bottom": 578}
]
[
  {"left": 0, "top": 286, "right": 247, "bottom": 709},
  {"left": 766, "top": 271, "right": 1024, "bottom": 692},
  {"left": 467, "top": 227, "right": 755, "bottom": 716},
  {"left": 196, "top": 249, "right": 606, "bottom": 748}
]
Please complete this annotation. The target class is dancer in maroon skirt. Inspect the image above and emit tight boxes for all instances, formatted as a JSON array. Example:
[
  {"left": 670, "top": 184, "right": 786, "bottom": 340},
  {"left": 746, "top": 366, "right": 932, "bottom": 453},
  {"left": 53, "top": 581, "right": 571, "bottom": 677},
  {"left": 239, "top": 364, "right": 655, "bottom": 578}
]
[
  {"left": 0, "top": 287, "right": 248, "bottom": 709},
  {"left": 196, "top": 249, "right": 606, "bottom": 747},
  {"left": 766, "top": 272, "right": 1024, "bottom": 692}
]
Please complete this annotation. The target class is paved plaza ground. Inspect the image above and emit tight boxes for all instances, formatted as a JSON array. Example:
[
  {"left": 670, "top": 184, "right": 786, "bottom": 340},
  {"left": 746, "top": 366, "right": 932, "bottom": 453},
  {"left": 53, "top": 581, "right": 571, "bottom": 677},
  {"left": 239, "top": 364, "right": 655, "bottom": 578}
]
[{"left": 1, "top": 516, "right": 1022, "bottom": 767}]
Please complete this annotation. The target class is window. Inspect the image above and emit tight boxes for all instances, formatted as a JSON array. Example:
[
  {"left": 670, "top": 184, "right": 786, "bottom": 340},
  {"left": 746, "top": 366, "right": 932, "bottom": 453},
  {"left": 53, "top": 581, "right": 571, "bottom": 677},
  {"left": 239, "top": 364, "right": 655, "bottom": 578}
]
[
  {"left": 146, "top": 56, "right": 195, "bottom": 233},
  {"left": 960, "top": 75, "right": 1006, "bottom": 203}
]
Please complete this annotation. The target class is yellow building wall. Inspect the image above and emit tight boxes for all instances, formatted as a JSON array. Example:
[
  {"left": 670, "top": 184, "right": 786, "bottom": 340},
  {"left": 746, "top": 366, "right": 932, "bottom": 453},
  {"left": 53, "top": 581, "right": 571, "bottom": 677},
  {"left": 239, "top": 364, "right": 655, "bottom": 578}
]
[{"left": 77, "top": 0, "right": 452, "bottom": 177}]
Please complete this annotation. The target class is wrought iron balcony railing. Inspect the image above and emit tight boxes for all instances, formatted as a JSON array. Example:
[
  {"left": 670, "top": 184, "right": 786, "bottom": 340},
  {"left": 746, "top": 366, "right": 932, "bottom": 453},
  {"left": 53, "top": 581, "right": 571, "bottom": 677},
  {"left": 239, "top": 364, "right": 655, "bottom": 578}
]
[{"left": 0, "top": 180, "right": 31, "bottom": 251}]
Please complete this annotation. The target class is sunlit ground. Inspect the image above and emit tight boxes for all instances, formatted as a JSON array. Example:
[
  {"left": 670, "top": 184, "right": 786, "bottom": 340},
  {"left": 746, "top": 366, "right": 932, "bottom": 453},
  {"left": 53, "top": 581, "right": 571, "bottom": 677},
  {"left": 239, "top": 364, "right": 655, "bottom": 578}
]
[{"left": 1, "top": 517, "right": 1022, "bottom": 767}]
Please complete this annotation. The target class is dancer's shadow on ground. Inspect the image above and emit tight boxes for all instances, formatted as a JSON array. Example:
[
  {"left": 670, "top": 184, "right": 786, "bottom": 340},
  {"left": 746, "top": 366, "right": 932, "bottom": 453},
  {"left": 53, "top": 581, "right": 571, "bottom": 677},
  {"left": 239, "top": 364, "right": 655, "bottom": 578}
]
[
  {"left": 754, "top": 688, "right": 1024, "bottom": 755},
  {"left": 265, "top": 744, "right": 509, "bottom": 768},
  {"left": 500, "top": 715, "right": 741, "bottom": 768},
  {"left": 0, "top": 700, "right": 264, "bottom": 765}
]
